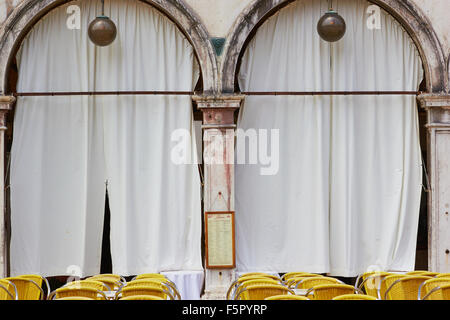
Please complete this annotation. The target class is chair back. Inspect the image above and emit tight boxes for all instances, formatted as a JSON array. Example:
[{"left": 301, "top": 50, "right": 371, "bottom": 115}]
[
  {"left": 233, "top": 278, "right": 281, "bottom": 300},
  {"left": 332, "top": 294, "right": 377, "bottom": 300},
  {"left": 227, "top": 275, "right": 281, "bottom": 299},
  {"left": 379, "top": 274, "right": 407, "bottom": 300},
  {"left": 132, "top": 273, "right": 167, "bottom": 281},
  {"left": 286, "top": 275, "right": 323, "bottom": 288},
  {"left": 55, "top": 296, "right": 95, "bottom": 300},
  {"left": 265, "top": 294, "right": 309, "bottom": 300},
  {"left": 281, "top": 272, "right": 319, "bottom": 283},
  {"left": 236, "top": 284, "right": 295, "bottom": 300},
  {"left": 358, "top": 272, "right": 392, "bottom": 298},
  {"left": 49, "top": 287, "right": 107, "bottom": 300},
  {"left": 117, "top": 284, "right": 174, "bottom": 300},
  {"left": 306, "top": 284, "right": 356, "bottom": 300},
  {"left": 419, "top": 277, "right": 450, "bottom": 300},
  {"left": 64, "top": 279, "right": 111, "bottom": 292},
  {"left": 125, "top": 279, "right": 180, "bottom": 300},
  {"left": 295, "top": 276, "right": 342, "bottom": 289},
  {"left": 3, "top": 277, "right": 44, "bottom": 300},
  {"left": 17, "top": 275, "right": 51, "bottom": 298},
  {"left": 0, "top": 279, "right": 17, "bottom": 300},
  {"left": 406, "top": 271, "right": 440, "bottom": 277},
  {"left": 88, "top": 275, "right": 123, "bottom": 291},
  {"left": 422, "top": 284, "right": 450, "bottom": 300},
  {"left": 119, "top": 295, "right": 165, "bottom": 300},
  {"left": 384, "top": 276, "right": 432, "bottom": 300},
  {"left": 239, "top": 273, "right": 281, "bottom": 280}
]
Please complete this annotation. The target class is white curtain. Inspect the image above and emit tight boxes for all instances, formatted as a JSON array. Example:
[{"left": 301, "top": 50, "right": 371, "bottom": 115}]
[
  {"left": 11, "top": 0, "right": 203, "bottom": 288},
  {"left": 236, "top": 0, "right": 423, "bottom": 276}
]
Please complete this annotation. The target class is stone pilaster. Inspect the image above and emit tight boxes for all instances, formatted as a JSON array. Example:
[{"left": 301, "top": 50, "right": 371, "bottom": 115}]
[
  {"left": 0, "top": 95, "right": 14, "bottom": 278},
  {"left": 193, "top": 94, "right": 244, "bottom": 300},
  {"left": 418, "top": 94, "right": 450, "bottom": 273}
]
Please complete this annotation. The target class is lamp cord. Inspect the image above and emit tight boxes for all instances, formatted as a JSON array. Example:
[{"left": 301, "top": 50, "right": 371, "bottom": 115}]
[{"left": 101, "top": 0, "right": 105, "bottom": 15}]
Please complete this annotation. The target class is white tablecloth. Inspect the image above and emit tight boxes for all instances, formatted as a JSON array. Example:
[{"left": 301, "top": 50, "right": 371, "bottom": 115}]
[{"left": 161, "top": 271, "right": 204, "bottom": 300}]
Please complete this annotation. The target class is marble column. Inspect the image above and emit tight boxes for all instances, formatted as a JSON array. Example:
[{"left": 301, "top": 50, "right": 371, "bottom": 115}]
[
  {"left": 193, "top": 94, "right": 244, "bottom": 299},
  {"left": 0, "top": 95, "right": 14, "bottom": 278},
  {"left": 418, "top": 94, "right": 450, "bottom": 273}
]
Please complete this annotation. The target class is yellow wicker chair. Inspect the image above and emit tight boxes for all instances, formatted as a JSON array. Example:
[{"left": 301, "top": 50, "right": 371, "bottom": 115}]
[
  {"left": 131, "top": 273, "right": 178, "bottom": 292},
  {"left": 378, "top": 274, "right": 408, "bottom": 300},
  {"left": 422, "top": 284, "right": 450, "bottom": 300},
  {"left": 119, "top": 295, "right": 165, "bottom": 300},
  {"left": 436, "top": 273, "right": 450, "bottom": 278},
  {"left": 265, "top": 294, "right": 309, "bottom": 300},
  {"left": 115, "top": 284, "right": 175, "bottom": 300},
  {"left": 406, "top": 271, "right": 440, "bottom": 277},
  {"left": 281, "top": 272, "right": 320, "bottom": 283},
  {"left": 64, "top": 279, "right": 112, "bottom": 292},
  {"left": 294, "top": 276, "right": 343, "bottom": 290},
  {"left": 91, "top": 273, "right": 126, "bottom": 283},
  {"left": 123, "top": 279, "right": 181, "bottom": 300},
  {"left": 49, "top": 287, "right": 108, "bottom": 300},
  {"left": 0, "top": 279, "right": 17, "bottom": 300},
  {"left": 3, "top": 276, "right": 45, "bottom": 300},
  {"left": 54, "top": 296, "right": 96, "bottom": 300},
  {"left": 132, "top": 273, "right": 167, "bottom": 281},
  {"left": 357, "top": 272, "right": 392, "bottom": 298},
  {"left": 418, "top": 277, "right": 450, "bottom": 300},
  {"left": 286, "top": 275, "right": 324, "bottom": 289},
  {"left": 235, "top": 284, "right": 295, "bottom": 300},
  {"left": 384, "top": 275, "right": 432, "bottom": 300},
  {"left": 332, "top": 294, "right": 377, "bottom": 300},
  {"left": 306, "top": 284, "right": 357, "bottom": 300},
  {"left": 238, "top": 273, "right": 281, "bottom": 281},
  {"left": 233, "top": 278, "right": 282, "bottom": 300},
  {"left": 17, "top": 275, "right": 51, "bottom": 299},
  {"left": 88, "top": 275, "right": 123, "bottom": 291},
  {"left": 227, "top": 275, "right": 282, "bottom": 300}
]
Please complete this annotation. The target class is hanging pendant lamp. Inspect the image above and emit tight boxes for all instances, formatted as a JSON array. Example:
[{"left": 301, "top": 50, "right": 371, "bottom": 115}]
[
  {"left": 88, "top": 0, "right": 117, "bottom": 46},
  {"left": 317, "top": 1, "right": 346, "bottom": 42}
]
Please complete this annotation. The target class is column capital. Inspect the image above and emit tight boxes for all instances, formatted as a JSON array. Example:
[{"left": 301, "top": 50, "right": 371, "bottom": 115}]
[
  {"left": 418, "top": 94, "right": 450, "bottom": 128},
  {"left": 0, "top": 96, "right": 14, "bottom": 130},
  {"left": 192, "top": 94, "right": 245, "bottom": 108},
  {"left": 418, "top": 93, "right": 450, "bottom": 109},
  {"left": 0, "top": 95, "right": 15, "bottom": 109},
  {"left": 193, "top": 94, "right": 244, "bottom": 129}
]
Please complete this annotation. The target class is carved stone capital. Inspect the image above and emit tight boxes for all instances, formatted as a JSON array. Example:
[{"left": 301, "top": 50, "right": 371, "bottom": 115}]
[
  {"left": 193, "top": 95, "right": 244, "bottom": 128},
  {"left": 0, "top": 96, "right": 15, "bottom": 130},
  {"left": 418, "top": 94, "right": 450, "bottom": 128}
]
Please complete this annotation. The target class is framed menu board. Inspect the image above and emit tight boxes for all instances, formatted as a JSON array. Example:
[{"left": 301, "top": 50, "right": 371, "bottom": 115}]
[{"left": 205, "top": 211, "right": 236, "bottom": 269}]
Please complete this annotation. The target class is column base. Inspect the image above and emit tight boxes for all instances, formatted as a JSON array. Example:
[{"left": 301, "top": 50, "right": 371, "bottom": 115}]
[{"left": 201, "top": 287, "right": 229, "bottom": 300}]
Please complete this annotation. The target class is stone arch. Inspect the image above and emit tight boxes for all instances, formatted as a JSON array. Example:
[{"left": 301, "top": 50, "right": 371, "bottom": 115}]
[
  {"left": 221, "top": 0, "right": 448, "bottom": 94},
  {"left": 0, "top": 0, "right": 219, "bottom": 94}
]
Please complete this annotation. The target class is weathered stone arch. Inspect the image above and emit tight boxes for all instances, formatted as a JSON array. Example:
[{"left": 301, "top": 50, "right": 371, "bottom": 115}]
[
  {"left": 0, "top": 0, "right": 219, "bottom": 94},
  {"left": 221, "top": 0, "right": 448, "bottom": 94}
]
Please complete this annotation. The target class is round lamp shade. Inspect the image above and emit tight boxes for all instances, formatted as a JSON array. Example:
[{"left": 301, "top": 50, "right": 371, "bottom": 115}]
[
  {"left": 317, "top": 10, "right": 346, "bottom": 42},
  {"left": 88, "top": 16, "right": 117, "bottom": 46}
]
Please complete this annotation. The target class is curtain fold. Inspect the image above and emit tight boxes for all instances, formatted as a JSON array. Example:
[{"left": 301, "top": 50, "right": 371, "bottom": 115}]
[
  {"left": 10, "top": 0, "right": 202, "bottom": 281},
  {"left": 236, "top": 0, "right": 332, "bottom": 273},
  {"left": 236, "top": 0, "right": 423, "bottom": 276}
]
